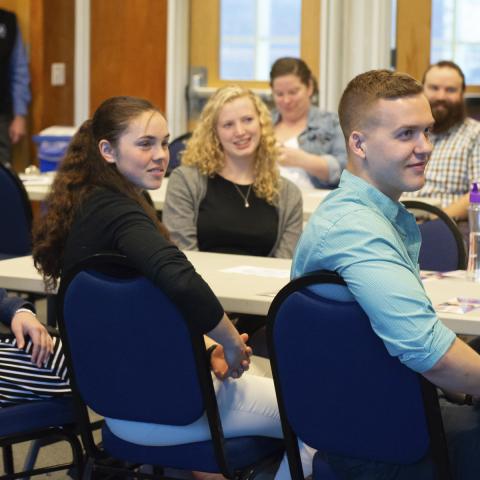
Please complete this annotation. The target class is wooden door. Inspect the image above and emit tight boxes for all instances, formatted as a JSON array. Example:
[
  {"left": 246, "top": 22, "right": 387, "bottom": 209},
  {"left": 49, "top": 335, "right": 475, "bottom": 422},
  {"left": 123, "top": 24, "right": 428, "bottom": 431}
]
[{"left": 90, "top": 0, "right": 167, "bottom": 114}]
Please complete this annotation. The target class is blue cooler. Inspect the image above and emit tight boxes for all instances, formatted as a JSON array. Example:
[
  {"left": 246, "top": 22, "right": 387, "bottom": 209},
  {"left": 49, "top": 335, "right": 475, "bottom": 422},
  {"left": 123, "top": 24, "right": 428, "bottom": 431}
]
[{"left": 33, "top": 126, "right": 77, "bottom": 172}]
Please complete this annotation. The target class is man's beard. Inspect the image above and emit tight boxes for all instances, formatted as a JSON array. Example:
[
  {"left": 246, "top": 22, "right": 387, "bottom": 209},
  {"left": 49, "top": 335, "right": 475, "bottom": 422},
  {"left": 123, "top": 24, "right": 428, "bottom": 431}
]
[{"left": 430, "top": 99, "right": 466, "bottom": 134}]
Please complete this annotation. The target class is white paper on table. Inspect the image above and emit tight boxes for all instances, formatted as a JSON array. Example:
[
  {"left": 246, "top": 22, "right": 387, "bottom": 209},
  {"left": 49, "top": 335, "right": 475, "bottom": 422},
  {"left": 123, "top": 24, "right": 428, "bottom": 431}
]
[
  {"left": 220, "top": 265, "right": 290, "bottom": 279},
  {"left": 19, "top": 175, "right": 53, "bottom": 185},
  {"left": 442, "top": 270, "right": 468, "bottom": 278},
  {"left": 436, "top": 297, "right": 480, "bottom": 314},
  {"left": 421, "top": 270, "right": 467, "bottom": 281}
]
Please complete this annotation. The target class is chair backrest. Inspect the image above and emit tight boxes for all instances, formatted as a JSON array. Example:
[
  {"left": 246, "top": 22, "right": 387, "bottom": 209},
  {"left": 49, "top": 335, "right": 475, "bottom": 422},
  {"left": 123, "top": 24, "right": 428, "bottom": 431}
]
[
  {"left": 0, "top": 162, "right": 33, "bottom": 257},
  {"left": 58, "top": 254, "right": 284, "bottom": 477},
  {"left": 57, "top": 254, "right": 216, "bottom": 426},
  {"left": 267, "top": 271, "right": 450, "bottom": 478},
  {"left": 402, "top": 200, "right": 467, "bottom": 271},
  {"left": 166, "top": 132, "right": 192, "bottom": 176}
]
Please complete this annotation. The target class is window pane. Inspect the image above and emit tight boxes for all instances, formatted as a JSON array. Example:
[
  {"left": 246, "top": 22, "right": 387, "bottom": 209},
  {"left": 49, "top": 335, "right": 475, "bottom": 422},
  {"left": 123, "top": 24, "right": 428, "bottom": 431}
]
[
  {"left": 431, "top": 0, "right": 480, "bottom": 84},
  {"left": 220, "top": 0, "right": 301, "bottom": 81}
]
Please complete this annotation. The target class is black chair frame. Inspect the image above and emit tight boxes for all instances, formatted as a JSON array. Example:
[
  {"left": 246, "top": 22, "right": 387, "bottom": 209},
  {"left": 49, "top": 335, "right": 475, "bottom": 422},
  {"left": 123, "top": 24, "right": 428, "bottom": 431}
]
[
  {"left": 0, "top": 424, "right": 83, "bottom": 480},
  {"left": 166, "top": 132, "right": 192, "bottom": 177},
  {"left": 402, "top": 200, "right": 467, "bottom": 270},
  {"left": 0, "top": 162, "right": 33, "bottom": 235},
  {"left": 0, "top": 314, "right": 83, "bottom": 479},
  {"left": 267, "top": 270, "right": 451, "bottom": 480},
  {"left": 57, "top": 253, "right": 277, "bottom": 479}
]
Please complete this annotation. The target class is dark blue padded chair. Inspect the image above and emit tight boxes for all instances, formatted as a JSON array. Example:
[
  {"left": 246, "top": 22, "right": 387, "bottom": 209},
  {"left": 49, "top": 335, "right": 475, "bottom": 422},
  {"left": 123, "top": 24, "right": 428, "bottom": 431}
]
[
  {"left": 402, "top": 200, "right": 467, "bottom": 271},
  {"left": 0, "top": 162, "right": 32, "bottom": 260},
  {"left": 166, "top": 132, "right": 191, "bottom": 176},
  {"left": 267, "top": 270, "right": 451, "bottom": 480},
  {"left": 57, "top": 253, "right": 283, "bottom": 479},
  {"left": 0, "top": 397, "right": 83, "bottom": 479}
]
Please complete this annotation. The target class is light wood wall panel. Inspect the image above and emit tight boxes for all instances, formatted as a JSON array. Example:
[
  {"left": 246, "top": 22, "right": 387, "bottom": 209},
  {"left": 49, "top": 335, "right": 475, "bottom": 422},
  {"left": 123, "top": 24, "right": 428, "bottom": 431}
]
[
  {"left": 301, "top": 0, "right": 320, "bottom": 79},
  {"left": 90, "top": 0, "right": 167, "bottom": 114},
  {"left": 30, "top": 0, "right": 74, "bottom": 130},
  {"left": 190, "top": 0, "right": 222, "bottom": 85},
  {"left": 396, "top": 0, "right": 431, "bottom": 82}
]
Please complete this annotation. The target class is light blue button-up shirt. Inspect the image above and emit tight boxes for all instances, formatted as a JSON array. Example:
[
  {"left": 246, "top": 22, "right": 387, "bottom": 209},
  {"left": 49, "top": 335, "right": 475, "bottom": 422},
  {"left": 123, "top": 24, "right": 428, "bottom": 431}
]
[{"left": 292, "top": 170, "right": 456, "bottom": 373}]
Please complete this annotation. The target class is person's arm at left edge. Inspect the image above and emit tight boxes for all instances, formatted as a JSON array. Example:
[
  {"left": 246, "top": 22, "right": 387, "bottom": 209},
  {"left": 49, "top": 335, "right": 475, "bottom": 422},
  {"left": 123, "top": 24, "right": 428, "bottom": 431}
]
[
  {"left": 0, "top": 289, "right": 53, "bottom": 367},
  {"left": 9, "top": 25, "right": 31, "bottom": 144}
]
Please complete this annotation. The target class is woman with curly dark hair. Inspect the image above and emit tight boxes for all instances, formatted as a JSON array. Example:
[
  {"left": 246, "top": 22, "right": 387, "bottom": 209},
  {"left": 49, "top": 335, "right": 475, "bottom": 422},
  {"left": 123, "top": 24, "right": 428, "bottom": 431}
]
[{"left": 32, "top": 95, "right": 314, "bottom": 478}]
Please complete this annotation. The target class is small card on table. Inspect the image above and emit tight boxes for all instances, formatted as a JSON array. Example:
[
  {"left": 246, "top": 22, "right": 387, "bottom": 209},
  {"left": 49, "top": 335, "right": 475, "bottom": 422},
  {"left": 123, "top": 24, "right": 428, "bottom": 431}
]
[{"left": 436, "top": 297, "right": 480, "bottom": 314}]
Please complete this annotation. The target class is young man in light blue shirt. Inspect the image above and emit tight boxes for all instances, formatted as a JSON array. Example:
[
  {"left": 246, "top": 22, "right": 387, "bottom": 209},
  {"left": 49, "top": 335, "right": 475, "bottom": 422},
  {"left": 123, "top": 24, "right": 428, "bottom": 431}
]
[{"left": 292, "top": 69, "right": 480, "bottom": 479}]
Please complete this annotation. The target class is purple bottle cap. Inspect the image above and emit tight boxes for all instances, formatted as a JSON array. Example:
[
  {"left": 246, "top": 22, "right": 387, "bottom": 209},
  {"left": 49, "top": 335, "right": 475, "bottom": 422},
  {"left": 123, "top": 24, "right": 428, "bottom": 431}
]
[{"left": 470, "top": 183, "right": 480, "bottom": 203}]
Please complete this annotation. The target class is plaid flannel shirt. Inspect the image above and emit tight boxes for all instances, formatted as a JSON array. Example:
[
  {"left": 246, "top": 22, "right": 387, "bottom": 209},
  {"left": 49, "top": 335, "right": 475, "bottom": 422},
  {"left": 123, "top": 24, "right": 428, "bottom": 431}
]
[{"left": 405, "top": 117, "right": 480, "bottom": 207}]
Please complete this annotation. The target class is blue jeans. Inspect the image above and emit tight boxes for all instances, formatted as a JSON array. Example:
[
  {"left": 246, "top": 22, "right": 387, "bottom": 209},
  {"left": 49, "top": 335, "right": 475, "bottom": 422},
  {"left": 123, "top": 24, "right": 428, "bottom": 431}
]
[{"left": 321, "top": 399, "right": 480, "bottom": 479}]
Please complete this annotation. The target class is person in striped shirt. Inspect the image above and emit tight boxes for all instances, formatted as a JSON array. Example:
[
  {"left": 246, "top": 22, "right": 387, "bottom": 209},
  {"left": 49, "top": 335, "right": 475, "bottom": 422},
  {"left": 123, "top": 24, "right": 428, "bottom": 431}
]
[{"left": 0, "top": 288, "right": 70, "bottom": 406}]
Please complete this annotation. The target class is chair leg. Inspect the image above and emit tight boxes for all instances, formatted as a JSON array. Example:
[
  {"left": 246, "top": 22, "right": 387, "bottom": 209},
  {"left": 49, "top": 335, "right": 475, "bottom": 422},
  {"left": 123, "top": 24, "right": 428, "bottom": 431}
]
[
  {"left": 68, "top": 433, "right": 85, "bottom": 479},
  {"left": 20, "top": 432, "right": 84, "bottom": 480},
  {"left": 82, "top": 457, "right": 94, "bottom": 480},
  {"left": 2, "top": 445, "right": 14, "bottom": 474},
  {"left": 22, "top": 438, "right": 47, "bottom": 474}
]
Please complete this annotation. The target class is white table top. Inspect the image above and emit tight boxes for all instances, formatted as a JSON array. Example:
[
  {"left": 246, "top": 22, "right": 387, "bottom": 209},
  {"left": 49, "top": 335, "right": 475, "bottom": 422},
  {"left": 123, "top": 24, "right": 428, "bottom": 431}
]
[
  {"left": 1, "top": 253, "right": 480, "bottom": 334},
  {"left": 422, "top": 273, "right": 480, "bottom": 335},
  {"left": 21, "top": 174, "right": 170, "bottom": 210},
  {"left": 0, "top": 252, "right": 290, "bottom": 317},
  {"left": 21, "top": 173, "right": 440, "bottom": 220},
  {"left": 185, "top": 251, "right": 290, "bottom": 315}
]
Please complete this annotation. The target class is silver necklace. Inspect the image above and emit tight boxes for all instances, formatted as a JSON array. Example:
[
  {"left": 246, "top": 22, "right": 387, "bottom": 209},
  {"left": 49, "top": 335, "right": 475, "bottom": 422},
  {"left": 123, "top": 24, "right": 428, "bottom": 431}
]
[{"left": 232, "top": 183, "right": 252, "bottom": 208}]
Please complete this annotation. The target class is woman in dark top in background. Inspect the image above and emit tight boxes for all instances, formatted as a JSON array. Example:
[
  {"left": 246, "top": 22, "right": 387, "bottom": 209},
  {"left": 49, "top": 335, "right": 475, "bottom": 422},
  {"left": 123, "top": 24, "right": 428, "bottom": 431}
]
[
  {"left": 32, "top": 96, "right": 314, "bottom": 478},
  {"left": 163, "top": 85, "right": 302, "bottom": 259}
]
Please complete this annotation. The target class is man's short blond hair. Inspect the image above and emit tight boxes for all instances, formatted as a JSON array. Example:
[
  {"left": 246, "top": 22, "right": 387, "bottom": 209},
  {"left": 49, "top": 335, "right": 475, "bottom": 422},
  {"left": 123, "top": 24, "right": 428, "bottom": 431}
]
[{"left": 338, "top": 69, "right": 423, "bottom": 141}]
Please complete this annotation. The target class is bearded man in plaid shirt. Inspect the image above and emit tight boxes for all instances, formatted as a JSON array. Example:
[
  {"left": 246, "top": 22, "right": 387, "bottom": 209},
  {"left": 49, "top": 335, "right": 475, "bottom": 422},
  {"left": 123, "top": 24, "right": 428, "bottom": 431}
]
[{"left": 406, "top": 60, "right": 480, "bottom": 223}]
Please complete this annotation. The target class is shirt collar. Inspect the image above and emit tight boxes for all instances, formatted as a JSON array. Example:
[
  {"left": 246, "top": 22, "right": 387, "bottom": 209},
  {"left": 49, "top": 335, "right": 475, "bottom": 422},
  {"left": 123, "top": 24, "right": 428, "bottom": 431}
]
[
  {"left": 339, "top": 170, "right": 420, "bottom": 264},
  {"left": 339, "top": 170, "right": 410, "bottom": 224}
]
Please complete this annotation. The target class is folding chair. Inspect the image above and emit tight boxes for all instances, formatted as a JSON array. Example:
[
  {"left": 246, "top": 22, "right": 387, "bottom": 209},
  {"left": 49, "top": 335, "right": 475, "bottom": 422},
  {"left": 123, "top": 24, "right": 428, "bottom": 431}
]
[
  {"left": 402, "top": 200, "right": 467, "bottom": 271},
  {"left": 267, "top": 270, "right": 451, "bottom": 480},
  {"left": 0, "top": 397, "right": 83, "bottom": 479},
  {"left": 57, "top": 253, "right": 283, "bottom": 479},
  {"left": 166, "top": 132, "right": 191, "bottom": 176},
  {"left": 0, "top": 162, "right": 32, "bottom": 260}
]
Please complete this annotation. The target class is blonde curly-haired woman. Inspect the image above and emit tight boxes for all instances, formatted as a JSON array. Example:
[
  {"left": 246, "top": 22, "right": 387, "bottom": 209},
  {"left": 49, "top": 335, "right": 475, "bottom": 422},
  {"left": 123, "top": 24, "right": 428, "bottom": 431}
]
[{"left": 163, "top": 86, "right": 303, "bottom": 258}]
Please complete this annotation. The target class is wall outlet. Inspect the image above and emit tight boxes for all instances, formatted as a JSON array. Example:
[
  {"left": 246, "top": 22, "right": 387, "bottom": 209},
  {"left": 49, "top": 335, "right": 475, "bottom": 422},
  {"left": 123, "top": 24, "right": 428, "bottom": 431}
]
[{"left": 51, "top": 63, "right": 66, "bottom": 86}]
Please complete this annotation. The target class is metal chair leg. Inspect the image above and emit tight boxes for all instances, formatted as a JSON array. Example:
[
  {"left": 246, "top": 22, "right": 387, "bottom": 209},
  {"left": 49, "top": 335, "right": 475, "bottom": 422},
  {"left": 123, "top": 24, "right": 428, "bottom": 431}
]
[
  {"left": 22, "top": 438, "right": 46, "bottom": 474},
  {"left": 68, "top": 433, "right": 84, "bottom": 479},
  {"left": 82, "top": 457, "right": 94, "bottom": 480},
  {"left": 2, "top": 445, "right": 14, "bottom": 474}
]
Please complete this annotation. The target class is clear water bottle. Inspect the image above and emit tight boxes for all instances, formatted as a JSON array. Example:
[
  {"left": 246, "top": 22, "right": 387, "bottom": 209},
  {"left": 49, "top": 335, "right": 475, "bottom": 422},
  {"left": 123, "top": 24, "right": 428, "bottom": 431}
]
[{"left": 467, "top": 183, "right": 480, "bottom": 281}]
